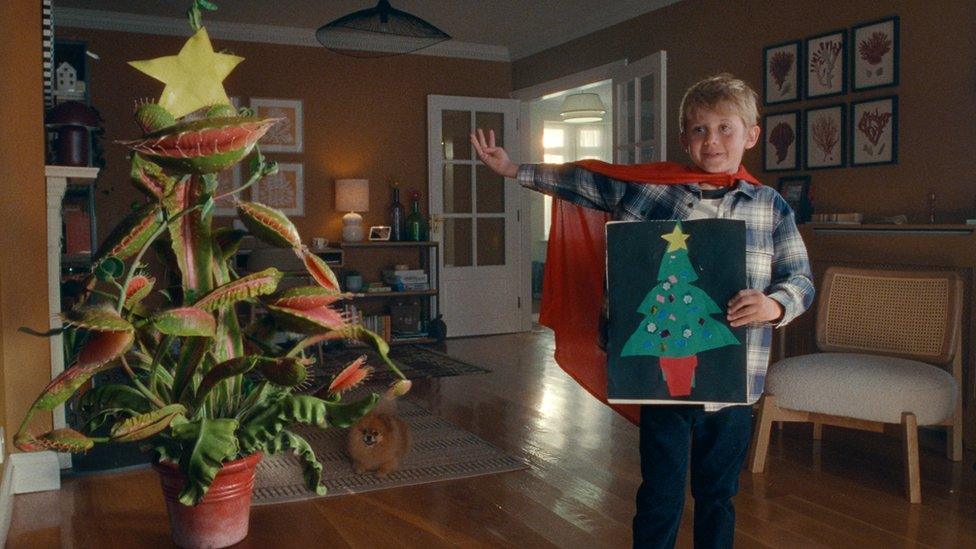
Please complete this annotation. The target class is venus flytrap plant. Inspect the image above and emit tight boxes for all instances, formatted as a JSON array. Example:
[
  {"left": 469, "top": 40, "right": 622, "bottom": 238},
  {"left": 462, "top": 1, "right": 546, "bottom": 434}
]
[{"left": 16, "top": 90, "right": 405, "bottom": 508}]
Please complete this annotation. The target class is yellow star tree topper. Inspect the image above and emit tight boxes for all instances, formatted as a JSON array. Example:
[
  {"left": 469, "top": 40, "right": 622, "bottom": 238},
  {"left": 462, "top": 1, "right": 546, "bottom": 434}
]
[
  {"left": 129, "top": 27, "right": 243, "bottom": 119},
  {"left": 661, "top": 224, "right": 690, "bottom": 252}
]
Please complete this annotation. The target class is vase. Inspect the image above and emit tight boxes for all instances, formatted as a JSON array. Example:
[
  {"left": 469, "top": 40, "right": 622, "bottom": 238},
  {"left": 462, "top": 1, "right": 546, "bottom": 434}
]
[{"left": 153, "top": 452, "right": 262, "bottom": 549}]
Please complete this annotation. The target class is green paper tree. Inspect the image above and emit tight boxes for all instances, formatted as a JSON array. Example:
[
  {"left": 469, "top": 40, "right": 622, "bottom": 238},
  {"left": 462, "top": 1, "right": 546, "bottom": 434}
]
[{"left": 621, "top": 223, "right": 738, "bottom": 396}]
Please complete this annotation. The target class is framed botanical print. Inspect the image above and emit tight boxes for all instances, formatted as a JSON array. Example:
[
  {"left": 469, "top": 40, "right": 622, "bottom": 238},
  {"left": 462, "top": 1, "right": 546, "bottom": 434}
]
[
  {"left": 252, "top": 162, "right": 304, "bottom": 215},
  {"left": 852, "top": 16, "right": 899, "bottom": 91},
  {"left": 212, "top": 163, "right": 242, "bottom": 216},
  {"left": 804, "top": 104, "right": 846, "bottom": 170},
  {"left": 851, "top": 96, "right": 898, "bottom": 167},
  {"left": 805, "top": 29, "right": 847, "bottom": 99},
  {"left": 763, "top": 40, "right": 801, "bottom": 105},
  {"left": 763, "top": 110, "right": 800, "bottom": 172},
  {"left": 249, "top": 98, "right": 303, "bottom": 153}
]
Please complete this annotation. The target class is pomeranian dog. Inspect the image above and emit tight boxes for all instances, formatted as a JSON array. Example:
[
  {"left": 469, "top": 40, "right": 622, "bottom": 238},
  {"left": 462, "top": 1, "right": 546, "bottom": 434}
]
[{"left": 348, "top": 406, "right": 411, "bottom": 476}]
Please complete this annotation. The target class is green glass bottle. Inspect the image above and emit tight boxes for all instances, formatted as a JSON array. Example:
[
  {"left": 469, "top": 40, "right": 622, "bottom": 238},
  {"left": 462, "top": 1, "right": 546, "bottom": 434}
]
[{"left": 405, "top": 190, "right": 429, "bottom": 241}]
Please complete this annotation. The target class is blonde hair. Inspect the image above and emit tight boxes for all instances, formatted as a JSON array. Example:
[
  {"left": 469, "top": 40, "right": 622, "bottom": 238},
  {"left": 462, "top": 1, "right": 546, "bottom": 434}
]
[{"left": 679, "top": 73, "right": 759, "bottom": 133}]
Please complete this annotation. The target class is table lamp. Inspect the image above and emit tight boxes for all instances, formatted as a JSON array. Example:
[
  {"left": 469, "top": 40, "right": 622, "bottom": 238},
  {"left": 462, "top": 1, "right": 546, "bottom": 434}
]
[{"left": 335, "top": 178, "right": 369, "bottom": 242}]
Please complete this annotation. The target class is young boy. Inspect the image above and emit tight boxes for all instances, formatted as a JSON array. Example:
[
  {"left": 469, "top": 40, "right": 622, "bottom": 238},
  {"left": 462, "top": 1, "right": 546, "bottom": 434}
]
[{"left": 470, "top": 74, "right": 814, "bottom": 548}]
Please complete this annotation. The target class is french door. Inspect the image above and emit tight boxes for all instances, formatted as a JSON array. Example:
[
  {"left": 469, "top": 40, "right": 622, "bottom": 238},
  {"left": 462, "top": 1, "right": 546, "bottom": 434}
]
[
  {"left": 427, "top": 95, "right": 521, "bottom": 337},
  {"left": 613, "top": 51, "right": 667, "bottom": 163}
]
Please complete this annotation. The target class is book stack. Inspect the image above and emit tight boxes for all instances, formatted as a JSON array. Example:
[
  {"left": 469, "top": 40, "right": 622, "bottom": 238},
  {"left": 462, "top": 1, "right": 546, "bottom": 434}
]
[{"left": 382, "top": 269, "right": 429, "bottom": 291}]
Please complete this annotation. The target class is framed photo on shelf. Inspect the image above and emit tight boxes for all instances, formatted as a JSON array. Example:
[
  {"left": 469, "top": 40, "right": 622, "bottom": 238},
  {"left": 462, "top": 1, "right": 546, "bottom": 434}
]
[
  {"left": 249, "top": 97, "right": 303, "bottom": 153},
  {"left": 804, "top": 104, "right": 846, "bottom": 170},
  {"left": 805, "top": 29, "right": 847, "bottom": 99},
  {"left": 212, "top": 163, "right": 241, "bottom": 216},
  {"left": 369, "top": 226, "right": 392, "bottom": 241},
  {"left": 251, "top": 162, "right": 304, "bottom": 215},
  {"left": 852, "top": 16, "right": 899, "bottom": 91},
  {"left": 763, "top": 40, "right": 801, "bottom": 105},
  {"left": 762, "top": 110, "right": 800, "bottom": 172},
  {"left": 851, "top": 95, "right": 898, "bottom": 167},
  {"left": 777, "top": 176, "right": 812, "bottom": 223}
]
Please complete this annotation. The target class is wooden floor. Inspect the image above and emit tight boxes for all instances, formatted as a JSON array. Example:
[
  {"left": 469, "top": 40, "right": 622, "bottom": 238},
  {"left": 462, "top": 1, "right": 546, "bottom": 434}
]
[{"left": 8, "top": 327, "right": 976, "bottom": 548}]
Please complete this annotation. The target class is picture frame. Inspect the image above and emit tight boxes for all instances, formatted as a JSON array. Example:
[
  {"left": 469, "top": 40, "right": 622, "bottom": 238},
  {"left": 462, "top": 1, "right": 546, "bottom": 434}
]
[
  {"left": 777, "top": 176, "right": 812, "bottom": 223},
  {"left": 251, "top": 161, "right": 304, "bottom": 216},
  {"left": 212, "top": 163, "right": 242, "bottom": 216},
  {"left": 762, "top": 110, "right": 800, "bottom": 172},
  {"left": 805, "top": 29, "right": 847, "bottom": 99},
  {"left": 763, "top": 40, "right": 801, "bottom": 105},
  {"left": 369, "top": 226, "right": 392, "bottom": 241},
  {"left": 851, "top": 95, "right": 898, "bottom": 167},
  {"left": 804, "top": 104, "right": 846, "bottom": 170},
  {"left": 249, "top": 97, "right": 303, "bottom": 153},
  {"left": 852, "top": 16, "right": 899, "bottom": 91}
]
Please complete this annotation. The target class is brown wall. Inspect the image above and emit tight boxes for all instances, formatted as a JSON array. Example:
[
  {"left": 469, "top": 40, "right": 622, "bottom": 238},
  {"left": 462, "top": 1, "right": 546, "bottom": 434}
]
[
  {"left": 58, "top": 28, "right": 512, "bottom": 244},
  {"left": 513, "top": 0, "right": 976, "bottom": 223},
  {"left": 0, "top": 0, "right": 50, "bottom": 448}
]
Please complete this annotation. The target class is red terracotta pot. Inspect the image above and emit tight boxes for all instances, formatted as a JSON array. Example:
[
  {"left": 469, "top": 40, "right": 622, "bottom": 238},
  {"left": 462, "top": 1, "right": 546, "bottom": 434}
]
[{"left": 153, "top": 452, "right": 262, "bottom": 549}]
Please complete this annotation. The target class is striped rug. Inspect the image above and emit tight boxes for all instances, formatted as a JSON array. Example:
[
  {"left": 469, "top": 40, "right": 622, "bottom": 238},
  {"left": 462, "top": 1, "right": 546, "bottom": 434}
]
[{"left": 252, "top": 396, "right": 526, "bottom": 504}]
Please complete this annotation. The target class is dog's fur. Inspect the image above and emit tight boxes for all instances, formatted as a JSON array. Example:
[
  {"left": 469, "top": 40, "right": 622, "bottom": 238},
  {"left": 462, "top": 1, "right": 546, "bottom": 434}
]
[{"left": 347, "top": 409, "right": 411, "bottom": 476}]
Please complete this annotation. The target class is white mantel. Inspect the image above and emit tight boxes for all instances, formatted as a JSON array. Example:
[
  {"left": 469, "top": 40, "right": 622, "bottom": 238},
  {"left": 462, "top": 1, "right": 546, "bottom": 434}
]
[{"left": 45, "top": 165, "right": 98, "bottom": 470}]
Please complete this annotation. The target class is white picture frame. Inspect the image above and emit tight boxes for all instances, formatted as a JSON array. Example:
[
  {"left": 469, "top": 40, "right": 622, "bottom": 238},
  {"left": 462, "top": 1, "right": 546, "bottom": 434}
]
[
  {"left": 249, "top": 97, "right": 303, "bottom": 153},
  {"left": 252, "top": 162, "right": 304, "bottom": 216}
]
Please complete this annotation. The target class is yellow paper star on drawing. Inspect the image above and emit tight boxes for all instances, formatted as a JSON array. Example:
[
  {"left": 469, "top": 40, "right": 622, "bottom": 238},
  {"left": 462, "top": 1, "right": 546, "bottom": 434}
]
[
  {"left": 128, "top": 27, "right": 243, "bottom": 119},
  {"left": 661, "top": 224, "right": 690, "bottom": 252}
]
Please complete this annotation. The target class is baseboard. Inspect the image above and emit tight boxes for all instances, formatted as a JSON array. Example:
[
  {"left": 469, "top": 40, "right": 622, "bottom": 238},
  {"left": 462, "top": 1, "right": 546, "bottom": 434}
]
[
  {"left": 10, "top": 451, "right": 60, "bottom": 494},
  {"left": 0, "top": 459, "right": 16, "bottom": 548}
]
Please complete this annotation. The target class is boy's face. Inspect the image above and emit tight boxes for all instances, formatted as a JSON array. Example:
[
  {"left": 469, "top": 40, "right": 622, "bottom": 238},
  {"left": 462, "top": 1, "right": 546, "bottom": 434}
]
[{"left": 680, "top": 103, "right": 761, "bottom": 175}]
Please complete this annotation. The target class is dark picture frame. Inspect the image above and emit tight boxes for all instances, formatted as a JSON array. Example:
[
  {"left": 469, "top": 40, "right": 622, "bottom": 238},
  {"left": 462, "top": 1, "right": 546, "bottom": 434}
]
[
  {"left": 763, "top": 110, "right": 801, "bottom": 172},
  {"left": 852, "top": 16, "right": 900, "bottom": 91},
  {"left": 763, "top": 40, "right": 801, "bottom": 105},
  {"left": 851, "top": 95, "right": 898, "bottom": 167},
  {"left": 368, "top": 225, "right": 392, "bottom": 241},
  {"left": 805, "top": 29, "right": 847, "bottom": 99},
  {"left": 804, "top": 104, "right": 846, "bottom": 170},
  {"left": 777, "top": 176, "right": 812, "bottom": 223}
]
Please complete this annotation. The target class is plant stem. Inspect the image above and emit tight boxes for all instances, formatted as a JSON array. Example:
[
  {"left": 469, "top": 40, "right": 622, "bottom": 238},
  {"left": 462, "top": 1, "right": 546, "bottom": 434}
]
[
  {"left": 120, "top": 355, "right": 166, "bottom": 408},
  {"left": 212, "top": 151, "right": 268, "bottom": 203}
]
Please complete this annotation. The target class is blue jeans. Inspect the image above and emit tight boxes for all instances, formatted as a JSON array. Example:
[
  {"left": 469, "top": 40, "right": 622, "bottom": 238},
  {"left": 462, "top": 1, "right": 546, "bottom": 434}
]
[{"left": 633, "top": 405, "right": 753, "bottom": 549}]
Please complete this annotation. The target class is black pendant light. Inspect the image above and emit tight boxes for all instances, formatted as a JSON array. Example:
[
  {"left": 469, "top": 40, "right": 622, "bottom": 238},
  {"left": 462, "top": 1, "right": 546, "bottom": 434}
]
[{"left": 316, "top": 0, "right": 451, "bottom": 58}]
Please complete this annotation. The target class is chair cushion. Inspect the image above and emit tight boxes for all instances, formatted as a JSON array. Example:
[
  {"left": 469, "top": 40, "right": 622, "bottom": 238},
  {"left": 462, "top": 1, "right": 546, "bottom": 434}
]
[{"left": 766, "top": 353, "right": 957, "bottom": 425}]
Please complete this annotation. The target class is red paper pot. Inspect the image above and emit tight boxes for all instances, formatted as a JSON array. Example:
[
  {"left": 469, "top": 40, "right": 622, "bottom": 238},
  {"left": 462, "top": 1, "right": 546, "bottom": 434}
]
[
  {"left": 659, "top": 355, "right": 698, "bottom": 397},
  {"left": 153, "top": 452, "right": 262, "bottom": 549}
]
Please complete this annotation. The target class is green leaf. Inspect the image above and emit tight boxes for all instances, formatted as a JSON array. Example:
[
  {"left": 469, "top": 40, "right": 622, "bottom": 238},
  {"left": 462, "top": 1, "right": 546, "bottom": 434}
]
[
  {"left": 111, "top": 404, "right": 186, "bottom": 442},
  {"left": 192, "top": 356, "right": 265, "bottom": 409},
  {"left": 95, "top": 257, "right": 125, "bottom": 281},
  {"left": 266, "top": 430, "right": 326, "bottom": 495},
  {"left": 151, "top": 307, "right": 216, "bottom": 337},
  {"left": 194, "top": 268, "right": 282, "bottom": 312},
  {"left": 323, "top": 394, "right": 379, "bottom": 428},
  {"left": 170, "top": 418, "right": 240, "bottom": 505},
  {"left": 238, "top": 394, "right": 328, "bottom": 454},
  {"left": 80, "top": 383, "right": 152, "bottom": 431}
]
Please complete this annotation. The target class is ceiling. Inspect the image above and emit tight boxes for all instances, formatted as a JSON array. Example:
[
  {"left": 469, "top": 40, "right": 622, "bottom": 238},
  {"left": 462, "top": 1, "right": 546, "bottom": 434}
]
[{"left": 54, "top": 0, "right": 681, "bottom": 60}]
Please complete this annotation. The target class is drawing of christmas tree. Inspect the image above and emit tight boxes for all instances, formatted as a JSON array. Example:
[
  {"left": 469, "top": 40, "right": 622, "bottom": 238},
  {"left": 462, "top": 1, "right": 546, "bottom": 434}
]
[{"left": 621, "top": 223, "right": 739, "bottom": 396}]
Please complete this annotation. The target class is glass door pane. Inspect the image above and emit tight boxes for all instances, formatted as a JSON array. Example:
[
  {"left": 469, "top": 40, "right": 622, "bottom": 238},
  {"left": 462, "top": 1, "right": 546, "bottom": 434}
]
[
  {"left": 475, "top": 166, "right": 505, "bottom": 213},
  {"left": 477, "top": 218, "right": 505, "bottom": 266},
  {"left": 443, "top": 218, "right": 472, "bottom": 267},
  {"left": 441, "top": 110, "right": 472, "bottom": 160},
  {"left": 442, "top": 164, "right": 472, "bottom": 213},
  {"left": 640, "top": 74, "right": 655, "bottom": 141}
]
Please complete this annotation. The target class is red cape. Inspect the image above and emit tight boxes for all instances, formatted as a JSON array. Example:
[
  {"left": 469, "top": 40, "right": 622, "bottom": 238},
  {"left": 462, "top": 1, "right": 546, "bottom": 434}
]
[{"left": 538, "top": 161, "right": 760, "bottom": 424}]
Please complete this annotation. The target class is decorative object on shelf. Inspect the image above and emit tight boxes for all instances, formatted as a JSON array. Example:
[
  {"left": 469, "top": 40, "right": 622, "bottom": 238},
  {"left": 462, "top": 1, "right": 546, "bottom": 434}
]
[
  {"left": 336, "top": 178, "right": 369, "bottom": 242},
  {"left": 15, "top": 3, "right": 407, "bottom": 548},
  {"left": 345, "top": 270, "right": 364, "bottom": 292},
  {"left": 249, "top": 98, "right": 303, "bottom": 153},
  {"left": 252, "top": 161, "right": 304, "bottom": 216},
  {"left": 312, "top": 236, "right": 328, "bottom": 250},
  {"left": 428, "top": 314, "right": 447, "bottom": 342},
  {"left": 559, "top": 92, "right": 606, "bottom": 123},
  {"left": 852, "top": 16, "right": 899, "bottom": 91},
  {"left": 315, "top": 0, "right": 451, "bottom": 58},
  {"left": 851, "top": 95, "right": 898, "bottom": 167},
  {"left": 805, "top": 29, "right": 847, "bottom": 99},
  {"left": 405, "top": 190, "right": 430, "bottom": 241},
  {"left": 763, "top": 110, "right": 800, "bottom": 172},
  {"left": 388, "top": 182, "right": 405, "bottom": 241},
  {"left": 763, "top": 40, "right": 801, "bottom": 105},
  {"left": 368, "top": 225, "right": 392, "bottom": 241},
  {"left": 804, "top": 103, "right": 846, "bottom": 170},
  {"left": 45, "top": 101, "right": 102, "bottom": 166},
  {"left": 777, "top": 176, "right": 813, "bottom": 223}
]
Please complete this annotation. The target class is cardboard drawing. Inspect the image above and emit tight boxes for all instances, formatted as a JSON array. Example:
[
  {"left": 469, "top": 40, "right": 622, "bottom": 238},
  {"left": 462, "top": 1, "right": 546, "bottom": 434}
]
[{"left": 606, "top": 219, "right": 748, "bottom": 404}]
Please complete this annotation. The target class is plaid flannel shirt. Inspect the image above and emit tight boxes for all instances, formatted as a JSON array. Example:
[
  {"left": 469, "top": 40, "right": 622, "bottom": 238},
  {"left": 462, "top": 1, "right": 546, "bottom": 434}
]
[{"left": 518, "top": 163, "right": 815, "bottom": 411}]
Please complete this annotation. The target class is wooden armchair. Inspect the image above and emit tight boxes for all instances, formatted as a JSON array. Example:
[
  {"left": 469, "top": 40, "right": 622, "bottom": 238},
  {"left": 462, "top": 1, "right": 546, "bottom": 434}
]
[{"left": 749, "top": 267, "right": 964, "bottom": 503}]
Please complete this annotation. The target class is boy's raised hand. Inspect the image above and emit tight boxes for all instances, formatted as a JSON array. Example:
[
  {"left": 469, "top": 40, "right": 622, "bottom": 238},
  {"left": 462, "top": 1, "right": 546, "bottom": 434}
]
[
  {"left": 727, "top": 290, "right": 784, "bottom": 327},
  {"left": 470, "top": 129, "right": 519, "bottom": 178}
]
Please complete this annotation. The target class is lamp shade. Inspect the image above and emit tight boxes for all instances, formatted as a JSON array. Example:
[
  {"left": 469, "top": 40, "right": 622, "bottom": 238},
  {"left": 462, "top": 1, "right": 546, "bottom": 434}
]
[
  {"left": 559, "top": 93, "right": 606, "bottom": 123},
  {"left": 335, "top": 179, "right": 370, "bottom": 212},
  {"left": 316, "top": 0, "right": 450, "bottom": 58}
]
